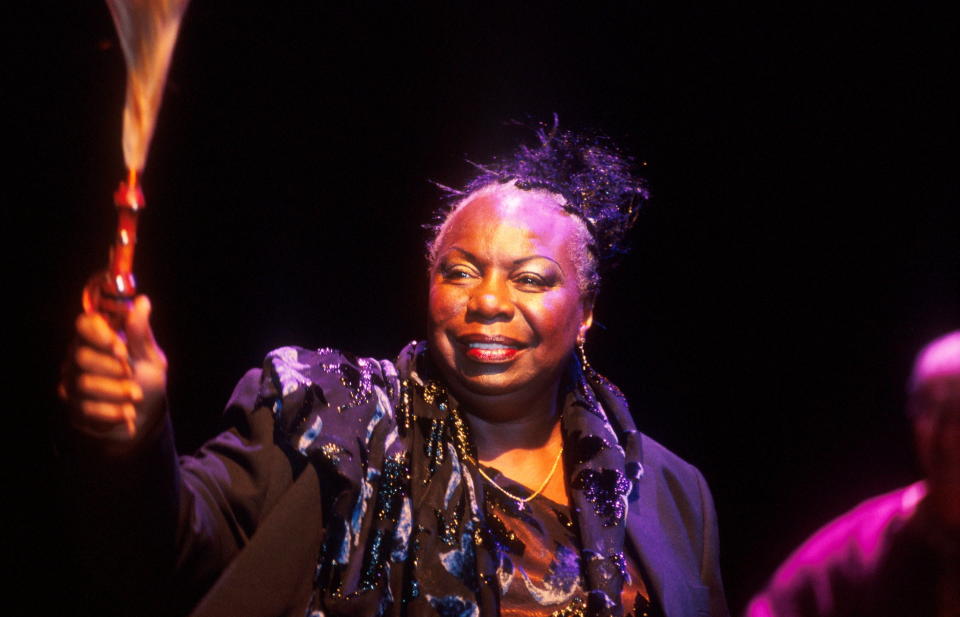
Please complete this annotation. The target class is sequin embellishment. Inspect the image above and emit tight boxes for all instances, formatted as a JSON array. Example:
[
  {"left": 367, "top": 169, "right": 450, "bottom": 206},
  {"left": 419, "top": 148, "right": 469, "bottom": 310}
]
[{"left": 571, "top": 469, "right": 630, "bottom": 527}]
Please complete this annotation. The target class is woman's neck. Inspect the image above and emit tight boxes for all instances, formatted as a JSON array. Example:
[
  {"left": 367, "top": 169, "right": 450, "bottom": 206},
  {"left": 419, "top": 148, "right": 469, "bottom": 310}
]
[
  {"left": 464, "top": 398, "right": 567, "bottom": 505},
  {"left": 466, "top": 398, "right": 561, "bottom": 460},
  {"left": 422, "top": 350, "right": 570, "bottom": 502},
  {"left": 452, "top": 377, "right": 562, "bottom": 458}
]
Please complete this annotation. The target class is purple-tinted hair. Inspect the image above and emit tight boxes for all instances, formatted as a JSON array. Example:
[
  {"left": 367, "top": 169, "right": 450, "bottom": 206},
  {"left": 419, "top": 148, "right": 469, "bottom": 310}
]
[{"left": 427, "top": 116, "right": 649, "bottom": 293}]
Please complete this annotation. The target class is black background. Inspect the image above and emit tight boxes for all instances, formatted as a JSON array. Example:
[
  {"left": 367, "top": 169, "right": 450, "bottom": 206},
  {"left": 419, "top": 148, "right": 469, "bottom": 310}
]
[{"left": 15, "top": 1, "right": 958, "bottom": 614}]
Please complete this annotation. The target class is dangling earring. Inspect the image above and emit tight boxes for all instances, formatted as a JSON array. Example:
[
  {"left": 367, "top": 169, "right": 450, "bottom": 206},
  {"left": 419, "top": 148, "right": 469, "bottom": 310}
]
[
  {"left": 576, "top": 329, "right": 623, "bottom": 406},
  {"left": 574, "top": 330, "right": 605, "bottom": 412},
  {"left": 576, "top": 330, "right": 593, "bottom": 375}
]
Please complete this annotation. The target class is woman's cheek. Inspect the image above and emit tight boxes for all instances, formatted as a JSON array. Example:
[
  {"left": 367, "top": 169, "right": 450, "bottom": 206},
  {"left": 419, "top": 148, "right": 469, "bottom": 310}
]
[
  {"left": 428, "top": 286, "right": 463, "bottom": 325},
  {"left": 535, "top": 293, "right": 582, "bottom": 339}
]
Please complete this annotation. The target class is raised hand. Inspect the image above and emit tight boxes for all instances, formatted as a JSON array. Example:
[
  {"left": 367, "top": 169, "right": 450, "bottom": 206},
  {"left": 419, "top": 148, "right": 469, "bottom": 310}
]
[{"left": 60, "top": 295, "right": 168, "bottom": 438}]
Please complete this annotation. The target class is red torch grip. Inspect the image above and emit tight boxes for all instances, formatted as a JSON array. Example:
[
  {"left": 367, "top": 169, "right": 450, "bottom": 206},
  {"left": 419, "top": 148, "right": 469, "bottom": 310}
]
[{"left": 83, "top": 179, "right": 145, "bottom": 331}]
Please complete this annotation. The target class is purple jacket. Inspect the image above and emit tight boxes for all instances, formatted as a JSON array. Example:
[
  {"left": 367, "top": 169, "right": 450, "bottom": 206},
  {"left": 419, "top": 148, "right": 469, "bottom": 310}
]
[{"left": 64, "top": 344, "right": 728, "bottom": 617}]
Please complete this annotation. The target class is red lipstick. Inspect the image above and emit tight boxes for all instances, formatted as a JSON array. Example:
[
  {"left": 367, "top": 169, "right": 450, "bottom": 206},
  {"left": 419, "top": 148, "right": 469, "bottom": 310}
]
[{"left": 457, "top": 334, "right": 525, "bottom": 363}]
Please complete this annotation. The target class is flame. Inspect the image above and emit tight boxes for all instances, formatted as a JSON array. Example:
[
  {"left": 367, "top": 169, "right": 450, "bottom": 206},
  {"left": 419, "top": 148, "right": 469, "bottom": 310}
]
[{"left": 107, "top": 0, "right": 190, "bottom": 172}]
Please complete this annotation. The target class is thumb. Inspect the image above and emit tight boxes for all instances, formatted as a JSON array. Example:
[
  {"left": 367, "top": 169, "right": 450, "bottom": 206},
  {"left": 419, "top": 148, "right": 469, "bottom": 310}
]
[{"left": 125, "top": 295, "right": 163, "bottom": 363}]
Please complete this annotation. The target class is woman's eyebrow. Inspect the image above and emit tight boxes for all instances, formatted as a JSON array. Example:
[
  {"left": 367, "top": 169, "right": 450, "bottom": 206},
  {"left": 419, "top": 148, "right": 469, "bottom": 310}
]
[
  {"left": 445, "top": 248, "right": 564, "bottom": 275},
  {"left": 513, "top": 255, "right": 563, "bottom": 270},
  {"left": 513, "top": 255, "right": 567, "bottom": 278},
  {"left": 445, "top": 247, "right": 479, "bottom": 262}
]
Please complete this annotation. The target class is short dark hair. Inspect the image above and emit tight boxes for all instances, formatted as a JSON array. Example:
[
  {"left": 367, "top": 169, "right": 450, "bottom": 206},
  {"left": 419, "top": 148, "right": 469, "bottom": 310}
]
[{"left": 426, "top": 116, "right": 649, "bottom": 294}]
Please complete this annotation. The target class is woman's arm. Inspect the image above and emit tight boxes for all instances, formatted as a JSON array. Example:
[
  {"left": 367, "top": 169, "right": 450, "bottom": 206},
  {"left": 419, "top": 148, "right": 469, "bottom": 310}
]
[{"left": 58, "top": 298, "right": 301, "bottom": 614}]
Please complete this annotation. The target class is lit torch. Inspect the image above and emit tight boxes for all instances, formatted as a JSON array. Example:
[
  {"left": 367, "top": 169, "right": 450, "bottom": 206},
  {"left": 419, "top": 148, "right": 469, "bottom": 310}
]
[
  {"left": 84, "top": 0, "right": 190, "bottom": 434},
  {"left": 84, "top": 0, "right": 190, "bottom": 324}
]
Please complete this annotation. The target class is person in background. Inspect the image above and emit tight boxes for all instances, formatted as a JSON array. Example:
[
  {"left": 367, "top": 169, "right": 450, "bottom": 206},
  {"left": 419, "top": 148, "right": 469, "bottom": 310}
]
[{"left": 747, "top": 330, "right": 960, "bottom": 617}]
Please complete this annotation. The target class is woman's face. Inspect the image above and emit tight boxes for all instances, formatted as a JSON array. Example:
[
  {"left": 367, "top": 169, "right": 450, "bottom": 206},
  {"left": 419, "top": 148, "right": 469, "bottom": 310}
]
[{"left": 428, "top": 185, "right": 593, "bottom": 408}]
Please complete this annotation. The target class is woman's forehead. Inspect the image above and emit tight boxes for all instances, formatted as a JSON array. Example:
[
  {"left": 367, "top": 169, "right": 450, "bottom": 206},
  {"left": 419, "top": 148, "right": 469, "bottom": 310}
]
[{"left": 440, "top": 187, "right": 579, "bottom": 253}]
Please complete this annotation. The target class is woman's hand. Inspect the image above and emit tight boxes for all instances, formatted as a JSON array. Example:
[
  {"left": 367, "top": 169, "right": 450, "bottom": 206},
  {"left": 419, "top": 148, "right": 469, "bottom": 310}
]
[{"left": 59, "top": 295, "right": 168, "bottom": 437}]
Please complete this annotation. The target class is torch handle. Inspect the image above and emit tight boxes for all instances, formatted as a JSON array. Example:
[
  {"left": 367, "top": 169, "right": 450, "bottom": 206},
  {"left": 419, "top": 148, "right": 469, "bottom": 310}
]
[{"left": 83, "top": 179, "right": 145, "bottom": 332}]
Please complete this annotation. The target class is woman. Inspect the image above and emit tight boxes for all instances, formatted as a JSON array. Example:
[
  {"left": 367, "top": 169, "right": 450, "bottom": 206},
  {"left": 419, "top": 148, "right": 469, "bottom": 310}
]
[{"left": 60, "top": 124, "right": 729, "bottom": 617}]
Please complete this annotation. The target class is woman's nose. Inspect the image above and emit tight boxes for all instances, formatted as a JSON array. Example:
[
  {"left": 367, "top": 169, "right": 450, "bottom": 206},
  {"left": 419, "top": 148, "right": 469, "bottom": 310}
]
[{"left": 467, "top": 277, "right": 514, "bottom": 321}]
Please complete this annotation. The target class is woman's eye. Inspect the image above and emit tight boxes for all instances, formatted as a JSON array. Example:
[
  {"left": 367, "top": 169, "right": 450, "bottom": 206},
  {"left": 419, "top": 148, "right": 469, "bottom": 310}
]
[
  {"left": 442, "top": 266, "right": 475, "bottom": 281},
  {"left": 514, "top": 273, "right": 550, "bottom": 288}
]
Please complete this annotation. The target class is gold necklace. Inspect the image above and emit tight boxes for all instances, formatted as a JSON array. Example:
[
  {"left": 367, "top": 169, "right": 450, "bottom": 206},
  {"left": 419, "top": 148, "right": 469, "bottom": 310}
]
[
  {"left": 475, "top": 445, "right": 564, "bottom": 504},
  {"left": 416, "top": 378, "right": 565, "bottom": 504}
]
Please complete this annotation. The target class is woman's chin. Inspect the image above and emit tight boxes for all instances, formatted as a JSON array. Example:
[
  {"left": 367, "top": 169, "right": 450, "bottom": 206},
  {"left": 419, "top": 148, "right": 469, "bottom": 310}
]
[
  {"left": 429, "top": 344, "right": 550, "bottom": 401},
  {"left": 451, "top": 372, "right": 522, "bottom": 397}
]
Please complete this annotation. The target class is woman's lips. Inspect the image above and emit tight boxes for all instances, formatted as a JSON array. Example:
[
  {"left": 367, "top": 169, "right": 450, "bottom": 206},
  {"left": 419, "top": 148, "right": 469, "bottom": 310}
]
[
  {"left": 464, "top": 342, "right": 520, "bottom": 362},
  {"left": 457, "top": 336, "right": 525, "bottom": 363}
]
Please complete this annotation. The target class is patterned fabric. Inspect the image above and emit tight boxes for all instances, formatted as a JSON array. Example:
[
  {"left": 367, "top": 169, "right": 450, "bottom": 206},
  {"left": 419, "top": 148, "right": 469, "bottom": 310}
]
[
  {"left": 257, "top": 341, "right": 654, "bottom": 617},
  {"left": 481, "top": 471, "right": 658, "bottom": 617}
]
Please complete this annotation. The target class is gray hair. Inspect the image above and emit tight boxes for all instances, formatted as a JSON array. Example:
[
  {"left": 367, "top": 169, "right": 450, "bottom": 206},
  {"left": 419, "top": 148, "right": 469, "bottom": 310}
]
[
  {"left": 424, "top": 119, "right": 649, "bottom": 296},
  {"left": 426, "top": 181, "right": 599, "bottom": 296}
]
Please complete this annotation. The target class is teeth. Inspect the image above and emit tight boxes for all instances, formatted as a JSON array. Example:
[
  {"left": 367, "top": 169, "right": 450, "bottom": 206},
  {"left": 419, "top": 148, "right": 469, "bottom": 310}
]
[{"left": 468, "top": 342, "right": 513, "bottom": 350}]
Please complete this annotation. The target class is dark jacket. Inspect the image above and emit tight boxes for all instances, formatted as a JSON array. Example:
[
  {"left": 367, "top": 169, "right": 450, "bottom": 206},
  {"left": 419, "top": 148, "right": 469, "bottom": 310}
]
[{"left": 64, "top": 345, "right": 728, "bottom": 617}]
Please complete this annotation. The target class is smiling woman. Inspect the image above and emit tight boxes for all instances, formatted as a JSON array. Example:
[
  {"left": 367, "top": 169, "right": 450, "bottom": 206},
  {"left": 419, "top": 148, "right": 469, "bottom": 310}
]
[
  {"left": 428, "top": 184, "right": 592, "bottom": 408},
  {"left": 58, "top": 121, "right": 730, "bottom": 617}
]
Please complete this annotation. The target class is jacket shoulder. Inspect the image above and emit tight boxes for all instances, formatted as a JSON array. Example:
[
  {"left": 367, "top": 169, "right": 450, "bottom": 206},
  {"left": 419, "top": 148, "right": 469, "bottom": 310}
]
[
  {"left": 635, "top": 431, "right": 707, "bottom": 489},
  {"left": 626, "top": 432, "right": 730, "bottom": 617},
  {"left": 631, "top": 431, "right": 717, "bottom": 545},
  {"left": 258, "top": 345, "right": 402, "bottom": 460},
  {"left": 262, "top": 346, "right": 399, "bottom": 401}
]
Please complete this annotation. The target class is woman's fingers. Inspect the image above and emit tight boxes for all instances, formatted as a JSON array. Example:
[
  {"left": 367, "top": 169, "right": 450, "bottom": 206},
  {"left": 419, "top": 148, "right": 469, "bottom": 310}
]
[
  {"left": 67, "top": 365, "right": 142, "bottom": 435},
  {"left": 75, "top": 312, "right": 129, "bottom": 361},
  {"left": 75, "top": 345, "right": 130, "bottom": 378},
  {"left": 65, "top": 295, "right": 167, "bottom": 436},
  {"left": 75, "top": 373, "right": 144, "bottom": 403},
  {"left": 79, "top": 400, "right": 137, "bottom": 424}
]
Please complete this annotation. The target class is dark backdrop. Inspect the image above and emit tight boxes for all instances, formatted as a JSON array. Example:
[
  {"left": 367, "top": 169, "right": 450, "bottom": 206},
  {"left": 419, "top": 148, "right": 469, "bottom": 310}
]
[{"left": 16, "top": 2, "right": 957, "bottom": 614}]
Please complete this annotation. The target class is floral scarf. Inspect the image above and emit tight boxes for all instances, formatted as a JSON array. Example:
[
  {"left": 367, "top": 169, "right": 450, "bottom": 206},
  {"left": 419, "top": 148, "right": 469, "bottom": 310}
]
[{"left": 261, "top": 341, "right": 647, "bottom": 617}]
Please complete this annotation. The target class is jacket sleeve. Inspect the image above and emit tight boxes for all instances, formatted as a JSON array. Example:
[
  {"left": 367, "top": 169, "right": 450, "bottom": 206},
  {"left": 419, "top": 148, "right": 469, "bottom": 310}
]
[
  {"left": 627, "top": 433, "right": 730, "bottom": 617},
  {"left": 172, "top": 368, "right": 304, "bottom": 602},
  {"left": 60, "top": 367, "right": 302, "bottom": 616},
  {"left": 695, "top": 468, "right": 730, "bottom": 617}
]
